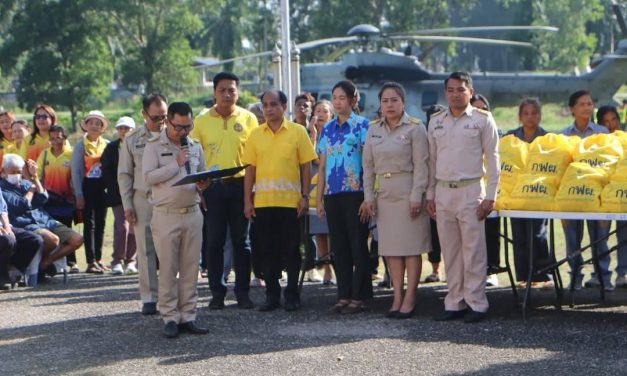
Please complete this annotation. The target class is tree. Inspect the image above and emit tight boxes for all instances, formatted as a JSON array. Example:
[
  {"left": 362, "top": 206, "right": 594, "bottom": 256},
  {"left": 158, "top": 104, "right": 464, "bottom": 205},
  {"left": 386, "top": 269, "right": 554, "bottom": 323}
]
[
  {"left": 0, "top": 0, "right": 113, "bottom": 130},
  {"left": 102, "top": 0, "right": 201, "bottom": 93},
  {"left": 531, "top": 0, "right": 603, "bottom": 71}
]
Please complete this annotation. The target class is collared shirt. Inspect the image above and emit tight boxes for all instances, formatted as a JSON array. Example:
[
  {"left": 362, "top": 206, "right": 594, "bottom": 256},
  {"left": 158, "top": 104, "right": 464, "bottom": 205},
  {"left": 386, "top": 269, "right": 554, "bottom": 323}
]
[
  {"left": 426, "top": 105, "right": 500, "bottom": 201},
  {"left": 143, "top": 131, "right": 206, "bottom": 209},
  {"left": 26, "top": 134, "right": 50, "bottom": 162},
  {"left": 363, "top": 113, "right": 429, "bottom": 202},
  {"left": 561, "top": 121, "right": 609, "bottom": 139},
  {"left": 191, "top": 105, "right": 258, "bottom": 177},
  {"left": 37, "top": 146, "right": 74, "bottom": 201},
  {"left": 506, "top": 126, "right": 548, "bottom": 143},
  {"left": 316, "top": 112, "right": 369, "bottom": 195},
  {"left": 26, "top": 134, "right": 70, "bottom": 161},
  {"left": 0, "top": 179, "right": 59, "bottom": 231},
  {"left": 118, "top": 125, "right": 160, "bottom": 210},
  {"left": 242, "top": 119, "right": 317, "bottom": 209}
]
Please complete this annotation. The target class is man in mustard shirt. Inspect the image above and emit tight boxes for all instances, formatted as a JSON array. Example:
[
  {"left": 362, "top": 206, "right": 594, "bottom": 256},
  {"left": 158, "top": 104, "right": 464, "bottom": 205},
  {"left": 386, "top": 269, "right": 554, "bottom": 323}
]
[
  {"left": 192, "top": 72, "right": 258, "bottom": 309},
  {"left": 242, "top": 90, "right": 317, "bottom": 311}
]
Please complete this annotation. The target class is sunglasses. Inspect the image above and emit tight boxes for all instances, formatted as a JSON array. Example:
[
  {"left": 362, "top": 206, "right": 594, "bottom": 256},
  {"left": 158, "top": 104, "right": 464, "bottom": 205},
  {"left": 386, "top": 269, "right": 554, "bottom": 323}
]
[
  {"left": 172, "top": 123, "right": 193, "bottom": 132},
  {"left": 35, "top": 114, "right": 50, "bottom": 120},
  {"left": 148, "top": 114, "right": 166, "bottom": 123}
]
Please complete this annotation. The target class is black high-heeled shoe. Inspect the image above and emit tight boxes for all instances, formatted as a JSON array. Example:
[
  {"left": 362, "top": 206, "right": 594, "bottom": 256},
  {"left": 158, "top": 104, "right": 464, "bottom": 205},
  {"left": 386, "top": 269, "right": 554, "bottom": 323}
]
[
  {"left": 386, "top": 310, "right": 399, "bottom": 318},
  {"left": 396, "top": 307, "right": 416, "bottom": 319}
]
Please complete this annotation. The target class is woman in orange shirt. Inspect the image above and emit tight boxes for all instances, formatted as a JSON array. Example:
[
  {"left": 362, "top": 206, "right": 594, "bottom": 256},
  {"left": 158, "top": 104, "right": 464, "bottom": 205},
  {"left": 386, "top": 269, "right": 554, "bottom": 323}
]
[{"left": 27, "top": 104, "right": 58, "bottom": 162}]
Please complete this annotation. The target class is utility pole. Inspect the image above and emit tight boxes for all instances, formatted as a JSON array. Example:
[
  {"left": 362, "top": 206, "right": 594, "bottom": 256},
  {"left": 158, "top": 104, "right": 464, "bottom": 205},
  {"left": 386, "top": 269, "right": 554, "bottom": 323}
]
[{"left": 279, "top": 0, "right": 293, "bottom": 118}]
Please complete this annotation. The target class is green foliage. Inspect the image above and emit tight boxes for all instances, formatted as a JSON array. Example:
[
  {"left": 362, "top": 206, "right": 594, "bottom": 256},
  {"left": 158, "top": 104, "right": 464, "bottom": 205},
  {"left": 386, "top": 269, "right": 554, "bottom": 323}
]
[
  {"left": 103, "top": 0, "right": 202, "bottom": 94},
  {"left": 532, "top": 0, "right": 604, "bottom": 71},
  {"left": 0, "top": 0, "right": 114, "bottom": 130}
]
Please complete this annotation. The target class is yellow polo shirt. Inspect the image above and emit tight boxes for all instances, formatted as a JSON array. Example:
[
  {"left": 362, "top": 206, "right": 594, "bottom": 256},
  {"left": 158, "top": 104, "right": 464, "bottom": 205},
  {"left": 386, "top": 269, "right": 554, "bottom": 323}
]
[
  {"left": 37, "top": 146, "right": 74, "bottom": 200},
  {"left": 192, "top": 105, "right": 258, "bottom": 177},
  {"left": 242, "top": 119, "right": 317, "bottom": 208}
]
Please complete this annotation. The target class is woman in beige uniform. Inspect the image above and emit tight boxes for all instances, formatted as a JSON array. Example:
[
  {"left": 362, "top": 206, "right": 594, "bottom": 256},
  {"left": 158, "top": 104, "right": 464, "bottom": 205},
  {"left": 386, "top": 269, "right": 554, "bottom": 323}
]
[{"left": 363, "top": 82, "right": 431, "bottom": 319}]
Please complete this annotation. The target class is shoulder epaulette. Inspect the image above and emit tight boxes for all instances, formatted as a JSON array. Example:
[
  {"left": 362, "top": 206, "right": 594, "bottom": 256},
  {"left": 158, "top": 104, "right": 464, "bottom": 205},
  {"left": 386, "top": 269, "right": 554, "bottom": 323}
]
[
  {"left": 431, "top": 109, "right": 446, "bottom": 118},
  {"left": 369, "top": 118, "right": 383, "bottom": 126},
  {"left": 475, "top": 108, "right": 490, "bottom": 116},
  {"left": 408, "top": 116, "right": 422, "bottom": 125},
  {"left": 126, "top": 127, "right": 142, "bottom": 138}
]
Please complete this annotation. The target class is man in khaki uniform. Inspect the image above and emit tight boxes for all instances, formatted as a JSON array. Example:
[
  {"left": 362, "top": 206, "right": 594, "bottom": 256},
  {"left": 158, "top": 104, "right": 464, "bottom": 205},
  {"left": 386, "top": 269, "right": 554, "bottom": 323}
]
[
  {"left": 426, "top": 72, "right": 499, "bottom": 323},
  {"left": 143, "top": 102, "right": 209, "bottom": 338},
  {"left": 118, "top": 93, "right": 167, "bottom": 315}
]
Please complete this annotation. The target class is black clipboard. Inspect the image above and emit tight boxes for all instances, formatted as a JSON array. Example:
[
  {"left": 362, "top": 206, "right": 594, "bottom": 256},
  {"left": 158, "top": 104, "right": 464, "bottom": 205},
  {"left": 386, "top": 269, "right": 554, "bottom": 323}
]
[{"left": 172, "top": 165, "right": 249, "bottom": 186}]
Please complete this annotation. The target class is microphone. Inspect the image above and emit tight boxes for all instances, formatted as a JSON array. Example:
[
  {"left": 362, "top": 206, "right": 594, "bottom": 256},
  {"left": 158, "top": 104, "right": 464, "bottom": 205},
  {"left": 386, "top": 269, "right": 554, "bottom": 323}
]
[{"left": 181, "top": 136, "right": 191, "bottom": 174}]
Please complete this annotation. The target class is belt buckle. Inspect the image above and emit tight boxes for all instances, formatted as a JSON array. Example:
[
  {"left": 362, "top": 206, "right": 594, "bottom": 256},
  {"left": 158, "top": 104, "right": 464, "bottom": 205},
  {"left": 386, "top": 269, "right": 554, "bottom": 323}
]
[
  {"left": 383, "top": 173, "right": 392, "bottom": 179},
  {"left": 448, "top": 182, "right": 458, "bottom": 188}
]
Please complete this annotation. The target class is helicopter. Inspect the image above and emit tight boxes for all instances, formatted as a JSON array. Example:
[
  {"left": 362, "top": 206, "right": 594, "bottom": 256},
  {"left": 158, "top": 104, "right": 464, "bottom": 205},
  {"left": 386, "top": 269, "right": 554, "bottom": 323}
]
[{"left": 195, "top": 6, "right": 627, "bottom": 120}]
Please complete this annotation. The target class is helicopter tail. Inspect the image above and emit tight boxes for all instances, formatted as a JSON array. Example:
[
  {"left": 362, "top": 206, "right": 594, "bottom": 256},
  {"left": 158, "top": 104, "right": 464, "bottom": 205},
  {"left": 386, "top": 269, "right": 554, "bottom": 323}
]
[{"left": 581, "top": 39, "right": 627, "bottom": 105}]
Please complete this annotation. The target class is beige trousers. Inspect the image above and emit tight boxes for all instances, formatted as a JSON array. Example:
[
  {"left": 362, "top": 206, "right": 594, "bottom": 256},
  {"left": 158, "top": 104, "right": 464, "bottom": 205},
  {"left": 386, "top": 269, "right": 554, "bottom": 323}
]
[
  {"left": 151, "top": 210, "right": 203, "bottom": 324},
  {"left": 133, "top": 192, "right": 158, "bottom": 303},
  {"left": 435, "top": 181, "right": 489, "bottom": 313}
]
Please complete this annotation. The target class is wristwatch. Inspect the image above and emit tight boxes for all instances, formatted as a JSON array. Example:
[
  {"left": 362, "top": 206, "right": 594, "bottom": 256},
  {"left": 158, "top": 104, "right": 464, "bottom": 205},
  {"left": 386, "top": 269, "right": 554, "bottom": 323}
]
[{"left": 301, "top": 193, "right": 310, "bottom": 200}]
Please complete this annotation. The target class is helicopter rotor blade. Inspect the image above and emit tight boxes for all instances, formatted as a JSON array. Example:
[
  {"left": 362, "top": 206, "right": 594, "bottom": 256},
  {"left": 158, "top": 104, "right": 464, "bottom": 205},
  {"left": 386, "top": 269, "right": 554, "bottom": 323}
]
[
  {"left": 296, "top": 36, "right": 359, "bottom": 51},
  {"left": 389, "top": 26, "right": 558, "bottom": 36},
  {"left": 388, "top": 35, "right": 533, "bottom": 48},
  {"left": 191, "top": 50, "right": 273, "bottom": 69}
]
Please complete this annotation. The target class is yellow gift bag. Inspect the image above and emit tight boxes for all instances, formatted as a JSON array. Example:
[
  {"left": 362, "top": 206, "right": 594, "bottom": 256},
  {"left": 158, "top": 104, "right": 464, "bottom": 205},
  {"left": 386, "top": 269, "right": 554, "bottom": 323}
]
[
  {"left": 525, "top": 134, "right": 574, "bottom": 179},
  {"left": 611, "top": 158, "right": 627, "bottom": 182},
  {"left": 508, "top": 174, "right": 559, "bottom": 211},
  {"left": 600, "top": 181, "right": 627, "bottom": 213},
  {"left": 612, "top": 130, "right": 627, "bottom": 156},
  {"left": 554, "top": 162, "right": 608, "bottom": 212},
  {"left": 498, "top": 135, "right": 528, "bottom": 193},
  {"left": 573, "top": 133, "right": 623, "bottom": 171}
]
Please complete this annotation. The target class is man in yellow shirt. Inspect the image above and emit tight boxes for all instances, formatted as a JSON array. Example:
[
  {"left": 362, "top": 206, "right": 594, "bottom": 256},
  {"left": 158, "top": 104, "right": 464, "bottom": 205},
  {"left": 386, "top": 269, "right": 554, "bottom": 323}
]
[
  {"left": 191, "top": 72, "right": 258, "bottom": 309},
  {"left": 242, "top": 90, "right": 317, "bottom": 312}
]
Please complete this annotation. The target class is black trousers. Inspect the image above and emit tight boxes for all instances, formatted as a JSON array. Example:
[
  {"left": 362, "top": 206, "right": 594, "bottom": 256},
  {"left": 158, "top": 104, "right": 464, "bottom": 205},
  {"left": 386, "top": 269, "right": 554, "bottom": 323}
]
[
  {"left": 83, "top": 178, "right": 107, "bottom": 264},
  {"left": 428, "top": 218, "right": 442, "bottom": 264},
  {"left": 0, "top": 228, "right": 43, "bottom": 279},
  {"left": 324, "top": 192, "right": 372, "bottom": 301},
  {"left": 485, "top": 217, "right": 501, "bottom": 268},
  {"left": 202, "top": 178, "right": 251, "bottom": 297},
  {"left": 253, "top": 207, "right": 301, "bottom": 301},
  {"left": 511, "top": 218, "right": 551, "bottom": 282}
]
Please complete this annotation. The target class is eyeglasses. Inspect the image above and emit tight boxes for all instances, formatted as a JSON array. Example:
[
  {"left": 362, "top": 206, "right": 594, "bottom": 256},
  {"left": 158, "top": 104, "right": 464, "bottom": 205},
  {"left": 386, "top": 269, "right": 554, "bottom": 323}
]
[
  {"left": 171, "top": 123, "right": 193, "bottom": 132},
  {"left": 148, "top": 114, "right": 166, "bottom": 123},
  {"left": 35, "top": 114, "right": 50, "bottom": 120}
]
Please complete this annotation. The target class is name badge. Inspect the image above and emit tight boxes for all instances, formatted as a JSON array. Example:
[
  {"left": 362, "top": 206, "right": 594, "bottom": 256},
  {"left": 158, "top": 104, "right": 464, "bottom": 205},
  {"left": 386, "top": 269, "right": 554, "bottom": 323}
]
[
  {"left": 135, "top": 144, "right": 146, "bottom": 149},
  {"left": 160, "top": 153, "right": 173, "bottom": 156}
]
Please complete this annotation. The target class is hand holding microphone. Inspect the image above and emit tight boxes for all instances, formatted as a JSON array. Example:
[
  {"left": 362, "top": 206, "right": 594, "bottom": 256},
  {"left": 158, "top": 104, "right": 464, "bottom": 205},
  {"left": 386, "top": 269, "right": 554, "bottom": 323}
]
[{"left": 178, "top": 137, "right": 191, "bottom": 174}]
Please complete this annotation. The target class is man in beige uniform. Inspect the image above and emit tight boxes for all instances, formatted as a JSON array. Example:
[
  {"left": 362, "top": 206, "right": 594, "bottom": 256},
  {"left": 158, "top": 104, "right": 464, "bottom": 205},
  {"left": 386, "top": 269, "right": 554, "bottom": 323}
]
[
  {"left": 118, "top": 93, "right": 167, "bottom": 315},
  {"left": 426, "top": 72, "right": 499, "bottom": 323},
  {"left": 143, "top": 102, "right": 209, "bottom": 338}
]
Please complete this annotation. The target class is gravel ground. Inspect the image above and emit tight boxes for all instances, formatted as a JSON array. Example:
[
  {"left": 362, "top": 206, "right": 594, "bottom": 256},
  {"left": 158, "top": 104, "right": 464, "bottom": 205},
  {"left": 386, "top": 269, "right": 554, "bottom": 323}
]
[{"left": 1, "top": 274, "right": 626, "bottom": 375}]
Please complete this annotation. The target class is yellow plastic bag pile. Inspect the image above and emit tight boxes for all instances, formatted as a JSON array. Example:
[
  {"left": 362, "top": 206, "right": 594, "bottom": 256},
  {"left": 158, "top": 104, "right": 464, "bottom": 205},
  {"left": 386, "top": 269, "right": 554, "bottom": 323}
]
[
  {"left": 524, "top": 134, "right": 575, "bottom": 179},
  {"left": 495, "top": 135, "right": 529, "bottom": 210},
  {"left": 601, "top": 155, "right": 627, "bottom": 212},
  {"left": 498, "top": 135, "right": 528, "bottom": 193},
  {"left": 508, "top": 174, "right": 559, "bottom": 211},
  {"left": 572, "top": 133, "right": 623, "bottom": 172},
  {"left": 554, "top": 162, "right": 608, "bottom": 212}
]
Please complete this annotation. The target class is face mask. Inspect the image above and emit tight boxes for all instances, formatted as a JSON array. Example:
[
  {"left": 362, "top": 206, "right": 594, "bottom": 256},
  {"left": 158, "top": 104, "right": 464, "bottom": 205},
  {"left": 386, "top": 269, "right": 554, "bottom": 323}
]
[{"left": 6, "top": 174, "right": 21, "bottom": 185}]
